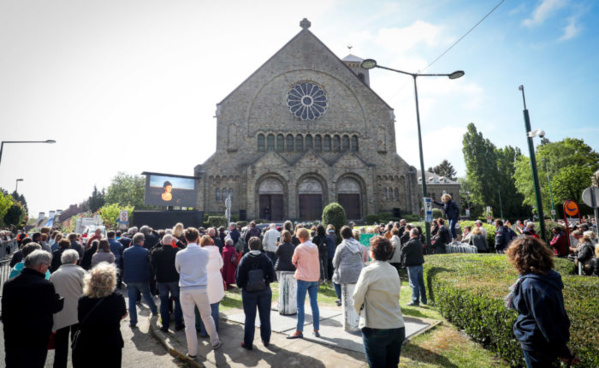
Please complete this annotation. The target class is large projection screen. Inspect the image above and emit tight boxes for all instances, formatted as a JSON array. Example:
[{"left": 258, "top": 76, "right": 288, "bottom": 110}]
[{"left": 143, "top": 172, "right": 198, "bottom": 207}]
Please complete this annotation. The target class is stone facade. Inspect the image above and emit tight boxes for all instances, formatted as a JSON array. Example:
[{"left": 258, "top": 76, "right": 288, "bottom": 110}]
[
  {"left": 417, "top": 171, "right": 461, "bottom": 209},
  {"left": 195, "top": 19, "right": 419, "bottom": 221}
]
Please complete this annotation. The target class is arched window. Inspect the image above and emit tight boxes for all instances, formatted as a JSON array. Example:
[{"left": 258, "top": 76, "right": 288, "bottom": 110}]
[
  {"left": 276, "top": 134, "right": 284, "bottom": 152},
  {"left": 266, "top": 134, "right": 275, "bottom": 151},
  {"left": 383, "top": 188, "right": 388, "bottom": 201},
  {"left": 258, "top": 134, "right": 265, "bottom": 152},
  {"left": 229, "top": 188, "right": 234, "bottom": 202},
  {"left": 395, "top": 188, "right": 399, "bottom": 201},
  {"left": 333, "top": 135, "right": 341, "bottom": 152},
  {"left": 324, "top": 135, "right": 331, "bottom": 152},
  {"left": 296, "top": 134, "right": 304, "bottom": 151},
  {"left": 216, "top": 188, "right": 221, "bottom": 201},
  {"left": 305, "top": 134, "right": 313, "bottom": 149},
  {"left": 286, "top": 134, "right": 294, "bottom": 152},
  {"left": 351, "top": 135, "right": 359, "bottom": 152},
  {"left": 314, "top": 135, "right": 322, "bottom": 151},
  {"left": 222, "top": 188, "right": 227, "bottom": 201},
  {"left": 342, "top": 135, "right": 350, "bottom": 151}
]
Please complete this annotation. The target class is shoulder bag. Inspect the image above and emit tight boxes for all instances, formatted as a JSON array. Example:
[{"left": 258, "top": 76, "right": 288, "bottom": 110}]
[{"left": 71, "top": 297, "right": 106, "bottom": 350}]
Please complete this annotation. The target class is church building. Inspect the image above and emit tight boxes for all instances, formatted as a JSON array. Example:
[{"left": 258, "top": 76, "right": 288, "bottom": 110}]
[{"left": 194, "top": 19, "right": 420, "bottom": 221}]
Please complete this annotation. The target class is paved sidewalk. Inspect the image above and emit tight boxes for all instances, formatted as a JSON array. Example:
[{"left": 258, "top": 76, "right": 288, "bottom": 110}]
[{"left": 151, "top": 307, "right": 369, "bottom": 368}]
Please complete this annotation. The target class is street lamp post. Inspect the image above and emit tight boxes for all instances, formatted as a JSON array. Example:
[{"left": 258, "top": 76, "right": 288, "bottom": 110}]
[
  {"left": 518, "top": 85, "right": 547, "bottom": 242},
  {"left": 543, "top": 158, "right": 556, "bottom": 221},
  {"left": 0, "top": 140, "right": 57, "bottom": 170},
  {"left": 15, "top": 178, "right": 23, "bottom": 193},
  {"left": 361, "top": 59, "right": 464, "bottom": 249}
]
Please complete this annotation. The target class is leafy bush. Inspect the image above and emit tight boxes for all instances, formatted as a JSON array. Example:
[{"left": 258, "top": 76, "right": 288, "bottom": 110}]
[
  {"left": 432, "top": 208, "right": 443, "bottom": 219},
  {"left": 403, "top": 214, "right": 422, "bottom": 222},
  {"left": 423, "top": 254, "right": 599, "bottom": 367},
  {"left": 461, "top": 220, "right": 497, "bottom": 245},
  {"left": 206, "top": 216, "right": 227, "bottom": 228},
  {"left": 322, "top": 202, "right": 346, "bottom": 238}
]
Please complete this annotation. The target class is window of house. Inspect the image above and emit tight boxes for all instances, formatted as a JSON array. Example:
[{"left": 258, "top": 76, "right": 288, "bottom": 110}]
[
  {"left": 286, "top": 134, "right": 294, "bottom": 152},
  {"left": 266, "top": 134, "right": 275, "bottom": 151},
  {"left": 296, "top": 134, "right": 304, "bottom": 151},
  {"left": 384, "top": 188, "right": 388, "bottom": 201},
  {"left": 333, "top": 135, "right": 341, "bottom": 152},
  {"left": 324, "top": 135, "right": 331, "bottom": 152},
  {"left": 351, "top": 135, "right": 359, "bottom": 152},
  {"left": 342, "top": 135, "right": 350, "bottom": 151},
  {"left": 395, "top": 188, "right": 399, "bottom": 200},
  {"left": 276, "top": 134, "right": 284, "bottom": 152},
  {"left": 305, "top": 134, "right": 313, "bottom": 149},
  {"left": 216, "top": 188, "right": 221, "bottom": 201},
  {"left": 314, "top": 135, "right": 322, "bottom": 151},
  {"left": 258, "top": 134, "right": 265, "bottom": 152}
]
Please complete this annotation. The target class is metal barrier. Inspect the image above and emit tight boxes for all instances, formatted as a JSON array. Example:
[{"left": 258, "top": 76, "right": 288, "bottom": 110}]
[
  {"left": 0, "top": 258, "right": 12, "bottom": 315},
  {"left": 446, "top": 243, "right": 478, "bottom": 254},
  {"left": 0, "top": 239, "right": 18, "bottom": 259}
]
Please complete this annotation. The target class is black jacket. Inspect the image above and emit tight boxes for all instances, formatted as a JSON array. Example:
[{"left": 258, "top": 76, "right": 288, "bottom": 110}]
[
  {"left": 495, "top": 226, "right": 510, "bottom": 251},
  {"left": 401, "top": 238, "right": 425, "bottom": 267},
  {"left": 235, "top": 252, "right": 276, "bottom": 290},
  {"left": 211, "top": 236, "right": 224, "bottom": 254},
  {"left": 434, "top": 200, "right": 460, "bottom": 220},
  {"left": 80, "top": 244, "right": 98, "bottom": 271},
  {"left": 591, "top": 257, "right": 599, "bottom": 277},
  {"left": 275, "top": 242, "right": 296, "bottom": 271},
  {"left": 1, "top": 268, "right": 64, "bottom": 349},
  {"left": 513, "top": 270, "right": 572, "bottom": 358},
  {"left": 150, "top": 245, "right": 180, "bottom": 283}
]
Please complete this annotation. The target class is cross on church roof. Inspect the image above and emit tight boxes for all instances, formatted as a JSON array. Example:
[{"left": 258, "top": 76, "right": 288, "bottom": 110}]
[{"left": 300, "top": 18, "right": 311, "bottom": 30}]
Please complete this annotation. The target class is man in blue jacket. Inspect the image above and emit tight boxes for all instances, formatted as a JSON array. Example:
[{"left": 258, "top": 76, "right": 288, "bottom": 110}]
[{"left": 123, "top": 232, "right": 157, "bottom": 327}]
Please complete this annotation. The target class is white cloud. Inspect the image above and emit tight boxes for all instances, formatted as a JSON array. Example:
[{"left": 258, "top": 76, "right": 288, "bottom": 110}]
[
  {"left": 558, "top": 16, "right": 581, "bottom": 41},
  {"left": 375, "top": 21, "right": 445, "bottom": 53},
  {"left": 522, "top": 0, "right": 568, "bottom": 27}
]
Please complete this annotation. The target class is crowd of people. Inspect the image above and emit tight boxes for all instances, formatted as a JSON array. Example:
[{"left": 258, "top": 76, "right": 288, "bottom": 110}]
[{"left": 1, "top": 213, "right": 596, "bottom": 368}]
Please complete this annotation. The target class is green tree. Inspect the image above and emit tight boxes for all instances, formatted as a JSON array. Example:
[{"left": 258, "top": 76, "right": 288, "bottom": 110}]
[
  {"left": 88, "top": 185, "right": 106, "bottom": 213},
  {"left": 496, "top": 146, "right": 529, "bottom": 219},
  {"left": 3, "top": 203, "right": 26, "bottom": 227},
  {"left": 514, "top": 138, "right": 599, "bottom": 217},
  {"left": 105, "top": 172, "right": 147, "bottom": 209},
  {"left": 0, "top": 191, "right": 13, "bottom": 222},
  {"left": 99, "top": 203, "right": 134, "bottom": 230},
  {"left": 430, "top": 160, "right": 457, "bottom": 181},
  {"left": 462, "top": 123, "right": 500, "bottom": 212}
]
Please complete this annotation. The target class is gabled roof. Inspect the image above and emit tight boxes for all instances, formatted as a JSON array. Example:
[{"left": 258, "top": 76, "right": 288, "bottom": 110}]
[
  {"left": 342, "top": 54, "right": 364, "bottom": 62},
  {"left": 252, "top": 150, "right": 291, "bottom": 168},
  {"left": 218, "top": 26, "right": 392, "bottom": 110},
  {"left": 417, "top": 171, "right": 459, "bottom": 185},
  {"left": 292, "top": 150, "right": 331, "bottom": 168},
  {"left": 332, "top": 151, "right": 373, "bottom": 168}
]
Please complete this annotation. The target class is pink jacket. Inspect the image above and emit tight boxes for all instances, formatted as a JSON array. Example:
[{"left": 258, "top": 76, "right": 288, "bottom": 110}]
[{"left": 292, "top": 240, "right": 320, "bottom": 282}]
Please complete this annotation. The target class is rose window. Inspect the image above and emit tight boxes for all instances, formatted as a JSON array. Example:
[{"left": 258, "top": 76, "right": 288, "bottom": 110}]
[{"left": 287, "top": 82, "right": 328, "bottom": 120}]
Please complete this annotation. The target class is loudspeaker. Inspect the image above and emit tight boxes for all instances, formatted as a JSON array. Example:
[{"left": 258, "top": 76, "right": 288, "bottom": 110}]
[
  {"left": 392, "top": 207, "right": 401, "bottom": 218},
  {"left": 239, "top": 210, "right": 247, "bottom": 221}
]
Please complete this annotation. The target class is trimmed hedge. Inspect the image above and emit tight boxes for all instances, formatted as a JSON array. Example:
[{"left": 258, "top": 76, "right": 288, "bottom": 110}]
[
  {"left": 322, "top": 202, "right": 346, "bottom": 239},
  {"left": 423, "top": 254, "right": 598, "bottom": 367},
  {"left": 206, "top": 216, "right": 227, "bottom": 228}
]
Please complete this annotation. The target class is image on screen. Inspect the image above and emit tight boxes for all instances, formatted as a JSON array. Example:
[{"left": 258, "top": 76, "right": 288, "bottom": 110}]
[{"left": 144, "top": 174, "right": 197, "bottom": 207}]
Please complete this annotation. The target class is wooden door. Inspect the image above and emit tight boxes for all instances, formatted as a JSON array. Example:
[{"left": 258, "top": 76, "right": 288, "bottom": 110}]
[
  {"left": 299, "top": 194, "right": 322, "bottom": 220},
  {"left": 338, "top": 194, "right": 361, "bottom": 220},
  {"left": 259, "top": 194, "right": 284, "bottom": 220}
]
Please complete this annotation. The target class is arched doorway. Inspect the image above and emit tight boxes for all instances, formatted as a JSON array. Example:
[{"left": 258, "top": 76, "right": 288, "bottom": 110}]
[
  {"left": 258, "top": 178, "right": 284, "bottom": 221},
  {"left": 298, "top": 178, "right": 323, "bottom": 221},
  {"left": 337, "top": 177, "right": 362, "bottom": 220}
]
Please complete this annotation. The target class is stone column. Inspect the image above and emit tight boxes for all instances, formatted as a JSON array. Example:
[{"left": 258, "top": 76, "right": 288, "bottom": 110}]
[
  {"left": 341, "top": 283, "right": 360, "bottom": 332},
  {"left": 278, "top": 271, "right": 297, "bottom": 315}
]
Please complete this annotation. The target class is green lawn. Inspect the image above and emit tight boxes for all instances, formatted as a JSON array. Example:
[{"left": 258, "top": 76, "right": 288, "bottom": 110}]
[{"left": 221, "top": 274, "right": 508, "bottom": 367}]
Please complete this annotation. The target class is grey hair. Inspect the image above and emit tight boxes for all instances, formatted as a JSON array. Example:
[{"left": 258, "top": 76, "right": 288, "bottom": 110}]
[
  {"left": 229, "top": 222, "right": 237, "bottom": 228},
  {"left": 270, "top": 223, "right": 276, "bottom": 228},
  {"left": 225, "top": 238, "right": 234, "bottom": 246},
  {"left": 208, "top": 228, "right": 216, "bottom": 236},
  {"left": 140, "top": 226, "right": 150, "bottom": 235},
  {"left": 133, "top": 232, "right": 145, "bottom": 244},
  {"left": 162, "top": 234, "right": 174, "bottom": 245},
  {"left": 410, "top": 228, "right": 419, "bottom": 237},
  {"left": 61, "top": 249, "right": 80, "bottom": 264},
  {"left": 25, "top": 249, "right": 52, "bottom": 268}
]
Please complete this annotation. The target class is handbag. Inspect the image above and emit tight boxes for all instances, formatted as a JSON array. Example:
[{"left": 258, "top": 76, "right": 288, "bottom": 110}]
[
  {"left": 71, "top": 297, "right": 106, "bottom": 350},
  {"left": 48, "top": 331, "right": 56, "bottom": 350},
  {"left": 230, "top": 251, "right": 238, "bottom": 266}
]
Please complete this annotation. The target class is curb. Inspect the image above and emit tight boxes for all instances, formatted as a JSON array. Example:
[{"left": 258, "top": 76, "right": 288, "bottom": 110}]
[{"left": 147, "top": 316, "right": 207, "bottom": 368}]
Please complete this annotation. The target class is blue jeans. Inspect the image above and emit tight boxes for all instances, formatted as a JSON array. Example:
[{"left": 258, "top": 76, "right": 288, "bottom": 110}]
[
  {"left": 449, "top": 218, "right": 458, "bottom": 240},
  {"left": 127, "top": 282, "right": 157, "bottom": 326},
  {"left": 523, "top": 349, "right": 558, "bottom": 368},
  {"left": 297, "top": 280, "right": 319, "bottom": 332},
  {"left": 241, "top": 288, "right": 272, "bottom": 346},
  {"left": 407, "top": 265, "right": 427, "bottom": 305},
  {"left": 362, "top": 327, "right": 405, "bottom": 368},
  {"left": 158, "top": 282, "right": 183, "bottom": 329},
  {"left": 197, "top": 302, "right": 220, "bottom": 336},
  {"left": 333, "top": 282, "right": 341, "bottom": 299}
]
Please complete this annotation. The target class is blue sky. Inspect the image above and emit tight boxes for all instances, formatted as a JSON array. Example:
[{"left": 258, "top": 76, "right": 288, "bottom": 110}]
[{"left": 0, "top": 0, "right": 597, "bottom": 217}]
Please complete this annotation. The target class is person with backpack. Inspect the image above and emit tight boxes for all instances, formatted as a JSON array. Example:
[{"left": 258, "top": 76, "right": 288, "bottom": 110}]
[{"left": 235, "top": 236, "right": 276, "bottom": 350}]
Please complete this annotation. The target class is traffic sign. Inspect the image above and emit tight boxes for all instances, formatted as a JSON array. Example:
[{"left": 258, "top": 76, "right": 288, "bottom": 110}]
[
  {"left": 119, "top": 210, "right": 129, "bottom": 223},
  {"left": 563, "top": 200, "right": 579, "bottom": 217},
  {"left": 423, "top": 197, "right": 433, "bottom": 223},
  {"left": 582, "top": 187, "right": 599, "bottom": 208}
]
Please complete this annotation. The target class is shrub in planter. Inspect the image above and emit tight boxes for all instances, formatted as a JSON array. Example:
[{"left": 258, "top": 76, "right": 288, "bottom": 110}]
[
  {"left": 322, "top": 202, "right": 346, "bottom": 238},
  {"left": 206, "top": 216, "right": 227, "bottom": 228},
  {"left": 423, "top": 254, "right": 599, "bottom": 367}
]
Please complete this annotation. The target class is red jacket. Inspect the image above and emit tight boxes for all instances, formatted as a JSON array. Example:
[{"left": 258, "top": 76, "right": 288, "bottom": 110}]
[{"left": 549, "top": 233, "right": 568, "bottom": 257}]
